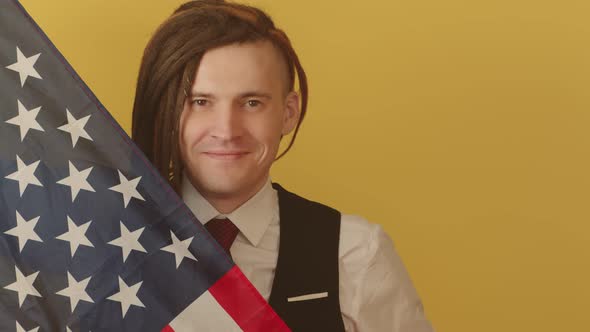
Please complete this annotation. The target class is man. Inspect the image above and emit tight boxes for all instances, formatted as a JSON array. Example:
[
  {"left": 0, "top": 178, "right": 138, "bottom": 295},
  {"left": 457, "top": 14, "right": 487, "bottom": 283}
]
[{"left": 132, "top": 1, "right": 434, "bottom": 331}]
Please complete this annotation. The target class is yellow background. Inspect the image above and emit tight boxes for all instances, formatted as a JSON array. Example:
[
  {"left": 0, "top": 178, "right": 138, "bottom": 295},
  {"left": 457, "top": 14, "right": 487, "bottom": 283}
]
[{"left": 18, "top": 0, "right": 590, "bottom": 331}]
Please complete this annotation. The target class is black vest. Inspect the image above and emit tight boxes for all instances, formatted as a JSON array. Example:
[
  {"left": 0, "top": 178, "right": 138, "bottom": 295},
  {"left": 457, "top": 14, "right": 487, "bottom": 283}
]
[{"left": 268, "top": 183, "right": 345, "bottom": 332}]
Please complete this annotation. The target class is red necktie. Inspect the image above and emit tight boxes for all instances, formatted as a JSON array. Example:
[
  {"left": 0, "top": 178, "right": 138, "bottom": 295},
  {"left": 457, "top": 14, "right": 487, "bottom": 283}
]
[{"left": 205, "top": 217, "right": 239, "bottom": 258}]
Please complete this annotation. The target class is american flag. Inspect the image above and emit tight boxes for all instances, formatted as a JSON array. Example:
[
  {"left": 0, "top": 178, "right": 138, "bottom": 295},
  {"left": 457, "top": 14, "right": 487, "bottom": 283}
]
[{"left": 0, "top": 1, "right": 289, "bottom": 331}]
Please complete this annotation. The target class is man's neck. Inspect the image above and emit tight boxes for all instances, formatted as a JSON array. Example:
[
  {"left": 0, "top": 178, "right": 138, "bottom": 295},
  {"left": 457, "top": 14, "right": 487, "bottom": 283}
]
[{"left": 196, "top": 177, "right": 268, "bottom": 215}]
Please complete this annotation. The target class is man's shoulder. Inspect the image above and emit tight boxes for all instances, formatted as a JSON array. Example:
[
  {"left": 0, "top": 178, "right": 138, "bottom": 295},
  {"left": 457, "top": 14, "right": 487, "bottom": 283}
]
[
  {"left": 271, "top": 182, "right": 338, "bottom": 214},
  {"left": 340, "top": 213, "right": 379, "bottom": 231},
  {"left": 338, "top": 213, "right": 393, "bottom": 258},
  {"left": 272, "top": 182, "right": 387, "bottom": 237}
]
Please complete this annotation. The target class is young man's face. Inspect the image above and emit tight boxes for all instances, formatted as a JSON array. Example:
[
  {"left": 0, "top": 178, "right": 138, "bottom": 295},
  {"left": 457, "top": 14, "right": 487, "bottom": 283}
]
[{"left": 179, "top": 40, "right": 300, "bottom": 202}]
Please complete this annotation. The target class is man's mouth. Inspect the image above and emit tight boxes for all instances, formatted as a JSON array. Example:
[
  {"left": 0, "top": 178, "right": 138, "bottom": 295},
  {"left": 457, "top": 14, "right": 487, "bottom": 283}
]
[{"left": 202, "top": 151, "right": 250, "bottom": 160}]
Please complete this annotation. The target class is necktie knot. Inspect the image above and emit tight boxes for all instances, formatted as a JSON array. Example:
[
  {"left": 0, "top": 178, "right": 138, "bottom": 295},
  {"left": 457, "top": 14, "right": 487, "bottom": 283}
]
[{"left": 205, "top": 217, "right": 239, "bottom": 257}]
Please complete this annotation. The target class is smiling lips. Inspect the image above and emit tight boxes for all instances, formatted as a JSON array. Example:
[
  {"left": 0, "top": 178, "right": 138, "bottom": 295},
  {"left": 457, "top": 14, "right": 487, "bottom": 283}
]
[{"left": 202, "top": 151, "right": 250, "bottom": 160}]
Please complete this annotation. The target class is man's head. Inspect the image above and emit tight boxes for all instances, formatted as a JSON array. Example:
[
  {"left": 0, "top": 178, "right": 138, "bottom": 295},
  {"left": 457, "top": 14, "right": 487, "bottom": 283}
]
[
  {"left": 132, "top": 0, "right": 307, "bottom": 196},
  {"left": 179, "top": 40, "right": 300, "bottom": 205}
]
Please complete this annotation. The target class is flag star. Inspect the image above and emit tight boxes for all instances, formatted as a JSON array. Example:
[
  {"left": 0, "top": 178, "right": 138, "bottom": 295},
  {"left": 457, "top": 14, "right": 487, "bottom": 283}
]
[
  {"left": 109, "top": 170, "right": 145, "bottom": 208},
  {"left": 55, "top": 216, "right": 94, "bottom": 257},
  {"left": 5, "top": 156, "right": 43, "bottom": 196},
  {"left": 16, "top": 321, "right": 39, "bottom": 332},
  {"left": 5, "top": 46, "right": 42, "bottom": 87},
  {"left": 108, "top": 222, "right": 146, "bottom": 262},
  {"left": 107, "top": 277, "right": 145, "bottom": 318},
  {"left": 57, "top": 109, "right": 93, "bottom": 147},
  {"left": 161, "top": 230, "right": 198, "bottom": 268},
  {"left": 4, "top": 211, "right": 42, "bottom": 252},
  {"left": 57, "top": 161, "right": 95, "bottom": 202},
  {"left": 56, "top": 272, "right": 94, "bottom": 312},
  {"left": 5, "top": 100, "right": 44, "bottom": 141},
  {"left": 3, "top": 266, "right": 42, "bottom": 307}
]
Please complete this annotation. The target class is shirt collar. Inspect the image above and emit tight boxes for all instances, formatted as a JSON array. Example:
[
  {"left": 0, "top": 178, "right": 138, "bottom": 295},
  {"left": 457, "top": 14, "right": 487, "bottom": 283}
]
[{"left": 181, "top": 174, "right": 278, "bottom": 247}]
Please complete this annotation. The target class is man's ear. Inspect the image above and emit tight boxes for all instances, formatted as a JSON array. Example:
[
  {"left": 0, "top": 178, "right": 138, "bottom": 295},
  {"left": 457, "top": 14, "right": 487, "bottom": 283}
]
[{"left": 282, "top": 91, "right": 301, "bottom": 136}]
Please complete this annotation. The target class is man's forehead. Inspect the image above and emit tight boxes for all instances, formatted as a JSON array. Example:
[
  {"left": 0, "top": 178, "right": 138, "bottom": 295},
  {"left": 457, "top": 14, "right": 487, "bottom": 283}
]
[
  {"left": 192, "top": 40, "right": 290, "bottom": 93},
  {"left": 201, "top": 39, "right": 281, "bottom": 60}
]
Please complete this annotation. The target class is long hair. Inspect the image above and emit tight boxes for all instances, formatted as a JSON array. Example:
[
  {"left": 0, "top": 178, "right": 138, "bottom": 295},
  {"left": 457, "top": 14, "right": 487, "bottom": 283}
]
[{"left": 131, "top": 0, "right": 308, "bottom": 194}]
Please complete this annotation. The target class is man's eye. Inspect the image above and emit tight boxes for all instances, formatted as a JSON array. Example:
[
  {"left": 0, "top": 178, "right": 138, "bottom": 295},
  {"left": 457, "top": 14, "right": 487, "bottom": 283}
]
[
  {"left": 246, "top": 100, "right": 261, "bottom": 107},
  {"left": 192, "top": 99, "right": 208, "bottom": 106}
]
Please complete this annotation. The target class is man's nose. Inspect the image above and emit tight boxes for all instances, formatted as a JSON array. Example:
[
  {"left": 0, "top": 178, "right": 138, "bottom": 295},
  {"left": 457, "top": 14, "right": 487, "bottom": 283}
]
[{"left": 211, "top": 104, "right": 243, "bottom": 140}]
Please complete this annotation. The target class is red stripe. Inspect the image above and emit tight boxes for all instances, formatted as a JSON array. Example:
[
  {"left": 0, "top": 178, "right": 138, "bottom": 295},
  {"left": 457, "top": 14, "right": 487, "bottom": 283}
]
[
  {"left": 161, "top": 325, "right": 174, "bottom": 332},
  {"left": 209, "top": 266, "right": 291, "bottom": 331}
]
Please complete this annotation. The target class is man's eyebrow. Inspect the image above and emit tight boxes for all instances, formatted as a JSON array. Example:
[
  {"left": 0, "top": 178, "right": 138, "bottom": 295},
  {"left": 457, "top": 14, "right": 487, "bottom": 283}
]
[
  {"left": 188, "top": 92, "right": 215, "bottom": 98},
  {"left": 238, "top": 91, "right": 272, "bottom": 99},
  {"left": 187, "top": 91, "right": 272, "bottom": 99}
]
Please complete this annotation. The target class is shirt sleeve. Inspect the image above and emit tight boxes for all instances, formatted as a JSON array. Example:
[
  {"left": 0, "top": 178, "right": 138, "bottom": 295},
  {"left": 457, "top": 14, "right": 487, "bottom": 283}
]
[{"left": 342, "top": 219, "right": 435, "bottom": 332}]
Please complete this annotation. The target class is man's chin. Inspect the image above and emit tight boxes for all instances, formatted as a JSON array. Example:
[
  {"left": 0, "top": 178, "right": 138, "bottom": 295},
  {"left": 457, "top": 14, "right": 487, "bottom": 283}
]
[{"left": 198, "top": 180, "right": 249, "bottom": 198}]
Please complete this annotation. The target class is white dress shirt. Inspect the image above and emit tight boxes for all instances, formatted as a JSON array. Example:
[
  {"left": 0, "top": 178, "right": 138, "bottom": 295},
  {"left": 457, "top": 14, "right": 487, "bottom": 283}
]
[{"left": 182, "top": 176, "right": 434, "bottom": 332}]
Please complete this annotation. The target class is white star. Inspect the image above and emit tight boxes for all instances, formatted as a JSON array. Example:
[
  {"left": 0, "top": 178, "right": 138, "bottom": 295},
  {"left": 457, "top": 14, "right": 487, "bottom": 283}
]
[
  {"left": 55, "top": 272, "right": 94, "bottom": 312},
  {"left": 107, "top": 277, "right": 145, "bottom": 318},
  {"left": 55, "top": 216, "right": 94, "bottom": 257},
  {"left": 56, "top": 161, "right": 95, "bottom": 202},
  {"left": 5, "top": 100, "right": 44, "bottom": 141},
  {"left": 16, "top": 321, "right": 39, "bottom": 332},
  {"left": 5, "top": 156, "right": 43, "bottom": 196},
  {"left": 5, "top": 46, "right": 42, "bottom": 87},
  {"left": 3, "top": 266, "right": 42, "bottom": 307},
  {"left": 108, "top": 222, "right": 146, "bottom": 262},
  {"left": 109, "top": 171, "right": 145, "bottom": 208},
  {"left": 160, "top": 231, "right": 197, "bottom": 268},
  {"left": 57, "top": 109, "right": 93, "bottom": 148},
  {"left": 4, "top": 211, "right": 42, "bottom": 252}
]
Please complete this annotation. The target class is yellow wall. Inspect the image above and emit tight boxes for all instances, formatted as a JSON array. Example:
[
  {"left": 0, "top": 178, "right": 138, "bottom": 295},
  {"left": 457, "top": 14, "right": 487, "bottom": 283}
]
[{"left": 19, "top": 0, "right": 590, "bottom": 331}]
